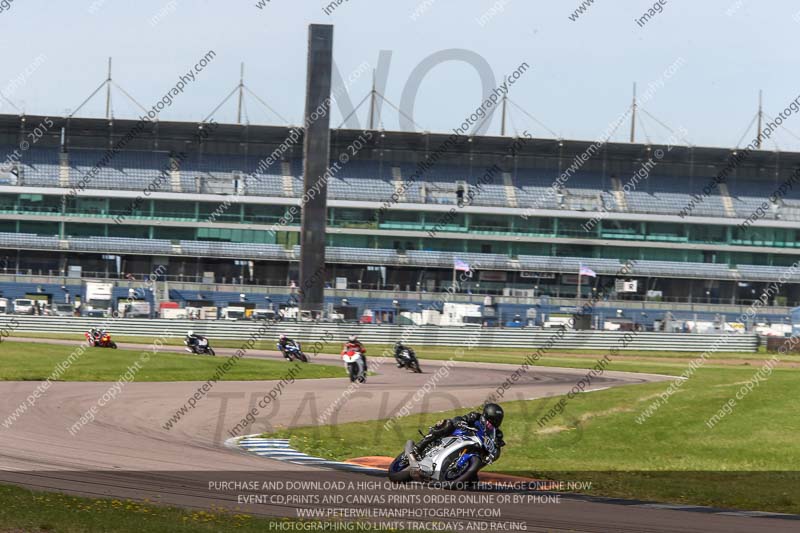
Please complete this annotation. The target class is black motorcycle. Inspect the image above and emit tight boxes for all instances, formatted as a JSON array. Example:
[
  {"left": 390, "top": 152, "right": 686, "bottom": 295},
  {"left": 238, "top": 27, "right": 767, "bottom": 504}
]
[
  {"left": 396, "top": 347, "right": 422, "bottom": 373},
  {"left": 184, "top": 338, "right": 216, "bottom": 356}
]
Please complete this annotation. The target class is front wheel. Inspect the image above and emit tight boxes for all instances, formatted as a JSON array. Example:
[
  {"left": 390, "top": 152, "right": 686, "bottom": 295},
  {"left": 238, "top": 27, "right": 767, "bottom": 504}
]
[
  {"left": 412, "top": 359, "right": 422, "bottom": 373},
  {"left": 347, "top": 363, "right": 358, "bottom": 382},
  {"left": 110, "top": 342, "right": 118, "bottom": 349},
  {"left": 295, "top": 351, "right": 309, "bottom": 363},
  {"left": 207, "top": 347, "right": 216, "bottom": 356},
  {"left": 439, "top": 452, "right": 483, "bottom": 485},
  {"left": 387, "top": 452, "right": 412, "bottom": 483}
]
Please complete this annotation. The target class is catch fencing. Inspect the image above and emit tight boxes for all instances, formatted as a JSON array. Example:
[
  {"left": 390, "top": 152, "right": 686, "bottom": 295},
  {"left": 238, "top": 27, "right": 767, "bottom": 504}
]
[{"left": 0, "top": 316, "right": 759, "bottom": 352}]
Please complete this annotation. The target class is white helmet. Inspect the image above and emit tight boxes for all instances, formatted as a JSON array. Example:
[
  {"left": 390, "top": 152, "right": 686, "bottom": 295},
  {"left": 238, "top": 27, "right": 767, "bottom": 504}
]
[{"left": 187, "top": 331, "right": 194, "bottom": 336}]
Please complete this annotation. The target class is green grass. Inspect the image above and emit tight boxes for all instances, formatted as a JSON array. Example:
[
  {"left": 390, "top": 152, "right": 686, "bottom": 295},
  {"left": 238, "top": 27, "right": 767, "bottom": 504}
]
[
  {"left": 9, "top": 331, "right": 282, "bottom": 350},
  {"left": 265, "top": 360, "right": 800, "bottom": 514},
  {"left": 5, "top": 334, "right": 775, "bottom": 384},
  {"left": 359, "top": 343, "right": 798, "bottom": 365},
  {"left": 0, "top": 483, "right": 403, "bottom": 533},
  {"left": 0, "top": 341, "right": 342, "bottom": 382}
]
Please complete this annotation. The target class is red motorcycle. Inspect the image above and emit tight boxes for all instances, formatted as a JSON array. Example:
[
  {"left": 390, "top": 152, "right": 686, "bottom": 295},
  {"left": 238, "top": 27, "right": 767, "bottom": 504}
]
[{"left": 85, "top": 331, "right": 118, "bottom": 349}]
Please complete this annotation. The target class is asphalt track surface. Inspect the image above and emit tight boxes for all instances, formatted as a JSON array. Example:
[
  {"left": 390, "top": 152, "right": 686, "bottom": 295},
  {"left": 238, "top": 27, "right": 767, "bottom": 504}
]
[{"left": 0, "top": 338, "right": 793, "bottom": 532}]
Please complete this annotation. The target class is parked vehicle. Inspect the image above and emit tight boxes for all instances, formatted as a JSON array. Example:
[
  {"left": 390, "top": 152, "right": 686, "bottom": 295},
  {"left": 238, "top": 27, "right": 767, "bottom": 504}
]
[
  {"left": 251, "top": 309, "right": 277, "bottom": 321},
  {"left": 48, "top": 303, "right": 75, "bottom": 317},
  {"left": 119, "top": 301, "right": 151, "bottom": 318},
  {"left": 221, "top": 306, "right": 246, "bottom": 320},
  {"left": 12, "top": 299, "right": 34, "bottom": 315},
  {"left": 84, "top": 281, "right": 113, "bottom": 317}
]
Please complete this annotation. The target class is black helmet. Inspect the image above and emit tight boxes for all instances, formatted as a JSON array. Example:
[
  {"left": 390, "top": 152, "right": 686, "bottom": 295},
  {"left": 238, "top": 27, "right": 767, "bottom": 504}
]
[
  {"left": 482, "top": 403, "right": 504, "bottom": 428},
  {"left": 395, "top": 341, "right": 404, "bottom": 348}
]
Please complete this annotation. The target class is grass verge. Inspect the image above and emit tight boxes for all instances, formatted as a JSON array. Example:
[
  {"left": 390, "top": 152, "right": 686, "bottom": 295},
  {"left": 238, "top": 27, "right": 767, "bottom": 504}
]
[
  {"left": 0, "top": 341, "right": 342, "bottom": 381},
  {"left": 264, "top": 360, "right": 800, "bottom": 514},
  {"left": 0, "top": 483, "right": 401, "bottom": 532}
]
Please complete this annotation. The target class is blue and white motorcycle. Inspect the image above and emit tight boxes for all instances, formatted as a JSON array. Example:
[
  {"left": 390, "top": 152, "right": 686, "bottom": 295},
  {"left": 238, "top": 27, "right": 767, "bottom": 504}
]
[
  {"left": 279, "top": 341, "right": 309, "bottom": 363},
  {"left": 388, "top": 421, "right": 500, "bottom": 485}
]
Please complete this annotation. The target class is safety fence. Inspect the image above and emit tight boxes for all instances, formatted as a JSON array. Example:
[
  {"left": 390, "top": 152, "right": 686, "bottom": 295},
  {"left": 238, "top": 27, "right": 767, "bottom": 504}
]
[{"left": 0, "top": 316, "right": 759, "bottom": 352}]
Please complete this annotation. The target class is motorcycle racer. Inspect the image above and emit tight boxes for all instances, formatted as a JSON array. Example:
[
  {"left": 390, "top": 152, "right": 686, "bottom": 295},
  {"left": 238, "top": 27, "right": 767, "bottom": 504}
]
[
  {"left": 86, "top": 328, "right": 105, "bottom": 346},
  {"left": 342, "top": 335, "right": 367, "bottom": 371},
  {"left": 411, "top": 403, "right": 505, "bottom": 460},
  {"left": 277, "top": 334, "right": 298, "bottom": 361},
  {"left": 393, "top": 341, "right": 416, "bottom": 368},
  {"left": 185, "top": 330, "right": 208, "bottom": 353}
]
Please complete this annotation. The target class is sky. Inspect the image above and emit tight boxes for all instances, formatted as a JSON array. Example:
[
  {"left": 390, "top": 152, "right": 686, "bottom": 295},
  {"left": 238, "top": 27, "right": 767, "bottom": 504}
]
[{"left": 0, "top": 0, "right": 798, "bottom": 150}]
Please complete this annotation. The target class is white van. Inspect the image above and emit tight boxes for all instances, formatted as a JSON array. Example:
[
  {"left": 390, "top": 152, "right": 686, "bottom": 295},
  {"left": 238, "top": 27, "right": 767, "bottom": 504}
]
[{"left": 13, "top": 299, "right": 34, "bottom": 315}]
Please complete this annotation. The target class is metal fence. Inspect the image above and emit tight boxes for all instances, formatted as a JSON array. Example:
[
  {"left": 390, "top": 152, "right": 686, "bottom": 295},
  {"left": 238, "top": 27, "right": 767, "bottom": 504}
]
[{"left": 1, "top": 316, "right": 759, "bottom": 352}]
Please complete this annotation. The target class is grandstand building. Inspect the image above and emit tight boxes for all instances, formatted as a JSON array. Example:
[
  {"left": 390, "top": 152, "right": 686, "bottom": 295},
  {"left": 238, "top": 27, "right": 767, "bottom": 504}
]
[{"left": 1, "top": 113, "right": 799, "bottom": 323}]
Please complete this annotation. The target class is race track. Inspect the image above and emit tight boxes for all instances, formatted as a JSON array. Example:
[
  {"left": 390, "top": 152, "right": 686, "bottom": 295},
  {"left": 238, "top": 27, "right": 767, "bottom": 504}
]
[{"left": 0, "top": 339, "right": 793, "bottom": 532}]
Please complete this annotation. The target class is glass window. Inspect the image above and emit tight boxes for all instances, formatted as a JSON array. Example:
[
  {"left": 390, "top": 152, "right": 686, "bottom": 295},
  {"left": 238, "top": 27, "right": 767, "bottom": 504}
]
[
  {"left": 157, "top": 200, "right": 196, "bottom": 219},
  {"left": 470, "top": 214, "right": 508, "bottom": 232},
  {"left": 18, "top": 221, "right": 58, "bottom": 236},
  {"left": 153, "top": 226, "right": 194, "bottom": 240},
  {"left": 65, "top": 223, "right": 103, "bottom": 237},
  {"left": 108, "top": 225, "right": 150, "bottom": 239},
  {"left": 0, "top": 194, "right": 15, "bottom": 210}
]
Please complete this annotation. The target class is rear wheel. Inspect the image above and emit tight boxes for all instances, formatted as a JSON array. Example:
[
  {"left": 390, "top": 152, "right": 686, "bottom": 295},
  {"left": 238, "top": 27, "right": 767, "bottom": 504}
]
[{"left": 387, "top": 452, "right": 412, "bottom": 482}]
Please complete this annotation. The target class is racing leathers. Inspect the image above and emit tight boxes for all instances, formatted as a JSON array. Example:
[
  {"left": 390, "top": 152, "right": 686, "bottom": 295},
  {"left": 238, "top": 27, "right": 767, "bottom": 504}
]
[
  {"left": 342, "top": 340, "right": 367, "bottom": 371},
  {"left": 413, "top": 411, "right": 505, "bottom": 460},
  {"left": 394, "top": 343, "right": 416, "bottom": 368},
  {"left": 185, "top": 334, "right": 207, "bottom": 352},
  {"left": 277, "top": 337, "right": 297, "bottom": 360}
]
